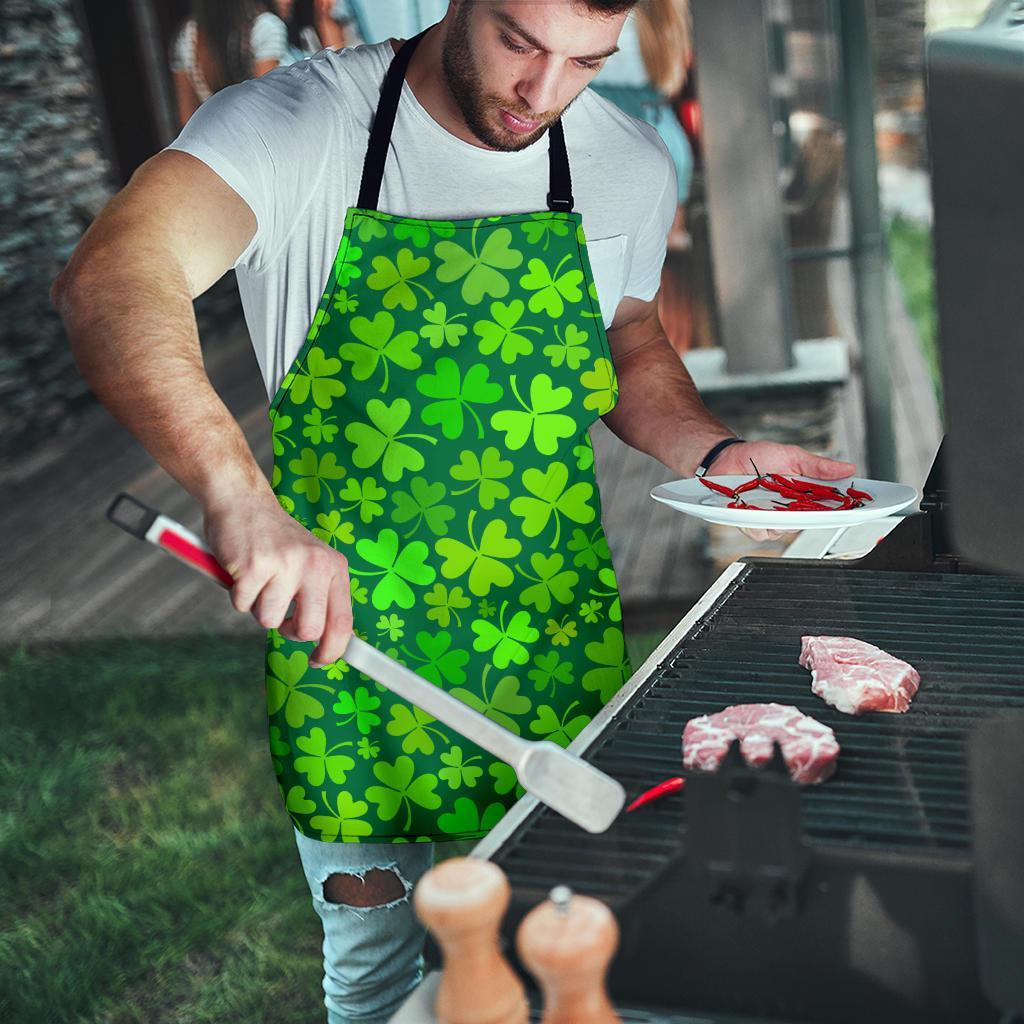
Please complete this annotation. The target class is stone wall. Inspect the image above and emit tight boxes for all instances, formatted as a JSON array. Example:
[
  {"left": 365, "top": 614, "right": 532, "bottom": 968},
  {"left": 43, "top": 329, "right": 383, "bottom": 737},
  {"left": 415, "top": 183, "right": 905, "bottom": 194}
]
[{"left": 0, "top": 0, "right": 115, "bottom": 463}]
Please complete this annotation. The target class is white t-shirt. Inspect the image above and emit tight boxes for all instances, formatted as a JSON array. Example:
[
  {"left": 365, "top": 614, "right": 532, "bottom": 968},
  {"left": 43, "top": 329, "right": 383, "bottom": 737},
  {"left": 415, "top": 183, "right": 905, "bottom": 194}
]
[
  {"left": 170, "top": 13, "right": 289, "bottom": 102},
  {"left": 167, "top": 40, "right": 676, "bottom": 401}
]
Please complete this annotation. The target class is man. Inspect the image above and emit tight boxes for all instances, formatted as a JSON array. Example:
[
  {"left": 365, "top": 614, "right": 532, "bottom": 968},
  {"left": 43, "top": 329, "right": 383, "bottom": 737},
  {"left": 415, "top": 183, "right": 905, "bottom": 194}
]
[{"left": 53, "top": 2, "right": 855, "bottom": 1020}]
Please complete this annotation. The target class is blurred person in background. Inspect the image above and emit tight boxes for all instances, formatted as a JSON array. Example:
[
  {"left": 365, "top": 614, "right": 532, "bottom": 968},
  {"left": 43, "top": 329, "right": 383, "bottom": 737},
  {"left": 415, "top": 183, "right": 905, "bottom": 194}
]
[
  {"left": 275, "top": 0, "right": 351, "bottom": 63},
  {"left": 171, "top": 0, "right": 290, "bottom": 128}
]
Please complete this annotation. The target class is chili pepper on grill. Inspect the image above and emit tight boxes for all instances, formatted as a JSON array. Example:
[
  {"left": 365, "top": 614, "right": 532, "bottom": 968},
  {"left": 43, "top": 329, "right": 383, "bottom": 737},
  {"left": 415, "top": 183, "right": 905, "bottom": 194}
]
[
  {"left": 699, "top": 478, "right": 738, "bottom": 498},
  {"left": 625, "top": 776, "right": 686, "bottom": 812}
]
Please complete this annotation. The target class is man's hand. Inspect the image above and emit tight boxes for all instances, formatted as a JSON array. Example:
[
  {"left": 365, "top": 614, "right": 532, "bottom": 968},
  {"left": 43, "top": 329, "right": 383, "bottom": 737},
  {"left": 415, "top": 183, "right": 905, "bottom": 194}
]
[
  {"left": 203, "top": 491, "right": 353, "bottom": 667},
  {"left": 709, "top": 440, "right": 857, "bottom": 542}
]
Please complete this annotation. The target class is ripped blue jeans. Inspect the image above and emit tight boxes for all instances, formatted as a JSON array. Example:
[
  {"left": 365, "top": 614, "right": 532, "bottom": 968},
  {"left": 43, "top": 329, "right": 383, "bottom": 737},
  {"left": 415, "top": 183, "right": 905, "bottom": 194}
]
[{"left": 293, "top": 827, "right": 435, "bottom": 1024}]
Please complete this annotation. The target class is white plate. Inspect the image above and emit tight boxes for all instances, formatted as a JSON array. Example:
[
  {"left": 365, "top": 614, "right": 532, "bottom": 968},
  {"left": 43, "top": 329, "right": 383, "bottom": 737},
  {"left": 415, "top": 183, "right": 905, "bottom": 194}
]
[{"left": 650, "top": 476, "right": 920, "bottom": 530}]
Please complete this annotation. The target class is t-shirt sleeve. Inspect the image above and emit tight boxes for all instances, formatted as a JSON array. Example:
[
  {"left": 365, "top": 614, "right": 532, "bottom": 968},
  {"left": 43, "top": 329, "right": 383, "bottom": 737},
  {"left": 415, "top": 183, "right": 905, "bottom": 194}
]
[
  {"left": 165, "top": 64, "right": 338, "bottom": 273},
  {"left": 623, "top": 134, "right": 677, "bottom": 302},
  {"left": 251, "top": 11, "right": 289, "bottom": 63}
]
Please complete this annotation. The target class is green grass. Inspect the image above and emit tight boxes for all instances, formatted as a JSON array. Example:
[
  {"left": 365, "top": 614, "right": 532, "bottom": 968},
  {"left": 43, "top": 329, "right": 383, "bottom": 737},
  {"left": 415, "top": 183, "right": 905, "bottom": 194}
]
[
  {"left": 2, "top": 629, "right": 666, "bottom": 1022},
  {"left": 886, "top": 216, "right": 942, "bottom": 410}
]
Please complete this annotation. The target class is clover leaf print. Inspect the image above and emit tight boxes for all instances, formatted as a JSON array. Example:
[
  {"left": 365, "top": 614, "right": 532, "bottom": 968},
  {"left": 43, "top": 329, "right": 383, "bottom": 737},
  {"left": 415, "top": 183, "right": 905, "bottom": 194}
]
[
  {"left": 473, "top": 299, "right": 543, "bottom": 364},
  {"left": 478, "top": 598, "right": 497, "bottom": 619},
  {"left": 289, "top": 448, "right": 347, "bottom": 503},
  {"left": 270, "top": 411, "right": 297, "bottom": 456},
  {"left": 351, "top": 527, "right": 436, "bottom": 610},
  {"left": 510, "top": 462, "right": 596, "bottom": 548},
  {"left": 545, "top": 614, "right": 578, "bottom": 648},
  {"left": 567, "top": 525, "right": 611, "bottom": 570},
  {"left": 438, "top": 746, "right": 483, "bottom": 790},
  {"left": 400, "top": 630, "right": 469, "bottom": 688},
  {"left": 490, "top": 374, "right": 577, "bottom": 456},
  {"left": 366, "top": 248, "right": 434, "bottom": 312},
  {"left": 340, "top": 310, "right": 422, "bottom": 393},
  {"left": 345, "top": 398, "right": 438, "bottom": 482},
  {"left": 386, "top": 704, "right": 450, "bottom": 756},
  {"left": 529, "top": 701, "right": 591, "bottom": 746},
  {"left": 589, "top": 565, "right": 623, "bottom": 623},
  {"left": 420, "top": 301, "right": 468, "bottom": 349},
  {"left": 312, "top": 510, "right": 355, "bottom": 549},
  {"left": 365, "top": 756, "right": 442, "bottom": 830},
  {"left": 325, "top": 655, "right": 350, "bottom": 680},
  {"left": 338, "top": 477, "right": 387, "bottom": 524},
  {"left": 424, "top": 582, "right": 472, "bottom": 628},
  {"left": 294, "top": 727, "right": 355, "bottom": 786},
  {"left": 527, "top": 650, "right": 575, "bottom": 697},
  {"left": 489, "top": 762, "right": 520, "bottom": 796},
  {"left": 395, "top": 219, "right": 456, "bottom": 248},
  {"left": 520, "top": 212, "right": 570, "bottom": 250},
  {"left": 267, "top": 650, "right": 332, "bottom": 728},
  {"left": 580, "top": 599, "right": 603, "bottom": 623},
  {"left": 435, "top": 509, "right": 521, "bottom": 596},
  {"left": 582, "top": 626, "right": 631, "bottom": 701},
  {"left": 350, "top": 578, "right": 370, "bottom": 605},
  {"left": 310, "top": 790, "right": 374, "bottom": 842},
  {"left": 581, "top": 357, "right": 619, "bottom": 414},
  {"left": 357, "top": 736, "right": 380, "bottom": 760},
  {"left": 284, "top": 784, "right": 316, "bottom": 827},
  {"left": 332, "top": 685, "right": 382, "bottom": 734},
  {"left": 438, "top": 797, "right": 506, "bottom": 836},
  {"left": 417, "top": 358, "right": 504, "bottom": 440},
  {"left": 434, "top": 222, "right": 524, "bottom": 304},
  {"left": 302, "top": 409, "right": 339, "bottom": 445},
  {"left": 543, "top": 323, "right": 591, "bottom": 370},
  {"left": 572, "top": 437, "right": 595, "bottom": 471},
  {"left": 471, "top": 599, "right": 539, "bottom": 669},
  {"left": 332, "top": 288, "right": 359, "bottom": 315},
  {"left": 450, "top": 665, "right": 532, "bottom": 734},
  {"left": 449, "top": 446, "right": 513, "bottom": 510},
  {"left": 376, "top": 613, "right": 405, "bottom": 642},
  {"left": 392, "top": 476, "right": 456, "bottom": 538},
  {"left": 520, "top": 253, "right": 584, "bottom": 318},
  {"left": 516, "top": 551, "right": 579, "bottom": 613},
  {"left": 285, "top": 347, "right": 346, "bottom": 409},
  {"left": 355, "top": 216, "right": 387, "bottom": 244},
  {"left": 268, "top": 725, "right": 291, "bottom": 775}
]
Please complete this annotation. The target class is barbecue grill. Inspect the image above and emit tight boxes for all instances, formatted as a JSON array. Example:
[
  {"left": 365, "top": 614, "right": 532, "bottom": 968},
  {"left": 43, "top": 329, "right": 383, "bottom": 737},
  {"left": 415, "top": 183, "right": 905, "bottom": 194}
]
[
  {"left": 475, "top": 449, "right": 1024, "bottom": 1022},
  {"left": 465, "top": 10, "right": 1024, "bottom": 1021}
]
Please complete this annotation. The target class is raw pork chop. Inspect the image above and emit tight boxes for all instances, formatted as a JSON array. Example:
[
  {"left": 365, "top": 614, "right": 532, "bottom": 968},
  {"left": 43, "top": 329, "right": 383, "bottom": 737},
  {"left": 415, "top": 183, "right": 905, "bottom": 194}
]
[
  {"left": 799, "top": 636, "right": 920, "bottom": 716},
  {"left": 682, "top": 703, "right": 839, "bottom": 785}
]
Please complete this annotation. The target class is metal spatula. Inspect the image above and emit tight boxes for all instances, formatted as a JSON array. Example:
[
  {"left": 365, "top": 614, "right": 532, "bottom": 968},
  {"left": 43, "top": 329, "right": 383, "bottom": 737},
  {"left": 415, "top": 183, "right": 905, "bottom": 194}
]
[{"left": 107, "top": 493, "right": 626, "bottom": 834}]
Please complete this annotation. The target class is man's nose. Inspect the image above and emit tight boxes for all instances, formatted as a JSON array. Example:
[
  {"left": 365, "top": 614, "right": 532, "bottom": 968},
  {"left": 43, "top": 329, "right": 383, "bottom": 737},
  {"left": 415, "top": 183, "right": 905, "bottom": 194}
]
[{"left": 516, "top": 61, "right": 562, "bottom": 119}]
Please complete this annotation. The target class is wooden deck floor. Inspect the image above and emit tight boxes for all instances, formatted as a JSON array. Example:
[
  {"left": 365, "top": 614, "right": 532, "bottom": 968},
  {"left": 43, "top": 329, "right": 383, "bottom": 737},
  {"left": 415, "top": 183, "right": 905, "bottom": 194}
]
[{"left": 1, "top": 244, "right": 939, "bottom": 646}]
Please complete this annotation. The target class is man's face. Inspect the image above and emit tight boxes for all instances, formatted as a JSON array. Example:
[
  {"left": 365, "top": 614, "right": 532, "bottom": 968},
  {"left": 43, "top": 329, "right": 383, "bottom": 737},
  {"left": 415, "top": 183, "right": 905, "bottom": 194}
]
[{"left": 441, "top": 1, "right": 627, "bottom": 151}]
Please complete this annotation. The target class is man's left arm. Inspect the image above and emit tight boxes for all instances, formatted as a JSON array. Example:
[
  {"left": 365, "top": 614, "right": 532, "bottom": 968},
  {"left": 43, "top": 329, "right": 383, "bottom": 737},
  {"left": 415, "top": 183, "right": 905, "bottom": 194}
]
[{"left": 602, "top": 293, "right": 856, "bottom": 481}]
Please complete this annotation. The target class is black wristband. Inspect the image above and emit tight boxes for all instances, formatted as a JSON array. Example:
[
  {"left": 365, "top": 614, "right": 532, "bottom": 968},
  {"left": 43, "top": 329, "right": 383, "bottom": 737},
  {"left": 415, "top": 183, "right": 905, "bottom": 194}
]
[{"left": 695, "top": 437, "right": 745, "bottom": 478}]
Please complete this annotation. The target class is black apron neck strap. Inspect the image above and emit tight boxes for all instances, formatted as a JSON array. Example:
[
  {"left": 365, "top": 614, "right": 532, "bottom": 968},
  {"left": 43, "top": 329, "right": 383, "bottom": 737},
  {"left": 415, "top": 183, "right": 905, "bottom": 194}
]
[{"left": 358, "top": 30, "right": 575, "bottom": 215}]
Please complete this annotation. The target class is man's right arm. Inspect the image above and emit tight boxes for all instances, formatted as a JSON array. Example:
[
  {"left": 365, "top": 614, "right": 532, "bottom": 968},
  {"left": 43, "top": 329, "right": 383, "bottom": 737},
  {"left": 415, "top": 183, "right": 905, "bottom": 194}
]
[{"left": 51, "top": 150, "right": 353, "bottom": 665}]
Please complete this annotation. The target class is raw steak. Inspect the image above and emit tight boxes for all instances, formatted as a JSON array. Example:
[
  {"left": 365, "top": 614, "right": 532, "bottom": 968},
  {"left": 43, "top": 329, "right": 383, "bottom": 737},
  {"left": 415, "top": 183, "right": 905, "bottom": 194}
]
[
  {"left": 682, "top": 703, "right": 840, "bottom": 785},
  {"left": 799, "top": 635, "right": 920, "bottom": 716}
]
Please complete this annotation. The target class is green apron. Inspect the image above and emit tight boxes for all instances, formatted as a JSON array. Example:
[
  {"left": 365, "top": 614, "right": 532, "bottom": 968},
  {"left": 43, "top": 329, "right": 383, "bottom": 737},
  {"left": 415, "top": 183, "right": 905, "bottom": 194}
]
[{"left": 266, "top": 30, "right": 632, "bottom": 843}]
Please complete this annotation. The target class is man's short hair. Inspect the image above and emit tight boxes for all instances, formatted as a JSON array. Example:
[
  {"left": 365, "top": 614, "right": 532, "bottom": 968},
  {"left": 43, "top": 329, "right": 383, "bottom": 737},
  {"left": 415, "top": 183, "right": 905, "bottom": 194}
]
[{"left": 577, "top": 0, "right": 639, "bottom": 15}]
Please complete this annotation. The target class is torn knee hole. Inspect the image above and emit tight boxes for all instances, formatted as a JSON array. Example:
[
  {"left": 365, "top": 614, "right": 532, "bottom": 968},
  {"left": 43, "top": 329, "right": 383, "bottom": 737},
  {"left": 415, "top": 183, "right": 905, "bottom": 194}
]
[{"left": 322, "top": 868, "right": 407, "bottom": 908}]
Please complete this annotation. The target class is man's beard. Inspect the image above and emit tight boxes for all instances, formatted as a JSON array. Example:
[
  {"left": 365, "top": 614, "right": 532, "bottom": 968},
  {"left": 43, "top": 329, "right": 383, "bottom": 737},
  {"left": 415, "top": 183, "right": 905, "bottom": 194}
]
[{"left": 441, "top": 6, "right": 560, "bottom": 151}]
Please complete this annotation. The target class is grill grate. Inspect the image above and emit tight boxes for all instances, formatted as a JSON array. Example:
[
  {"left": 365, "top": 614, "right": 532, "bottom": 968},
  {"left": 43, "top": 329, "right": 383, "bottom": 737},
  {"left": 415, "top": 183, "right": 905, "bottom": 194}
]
[{"left": 493, "top": 563, "right": 1024, "bottom": 898}]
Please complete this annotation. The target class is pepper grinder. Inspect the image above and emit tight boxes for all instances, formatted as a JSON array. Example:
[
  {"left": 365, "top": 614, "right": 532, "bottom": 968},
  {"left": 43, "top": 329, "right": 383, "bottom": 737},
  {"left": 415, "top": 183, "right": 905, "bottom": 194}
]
[
  {"left": 413, "top": 857, "right": 528, "bottom": 1024},
  {"left": 516, "top": 885, "right": 621, "bottom": 1024}
]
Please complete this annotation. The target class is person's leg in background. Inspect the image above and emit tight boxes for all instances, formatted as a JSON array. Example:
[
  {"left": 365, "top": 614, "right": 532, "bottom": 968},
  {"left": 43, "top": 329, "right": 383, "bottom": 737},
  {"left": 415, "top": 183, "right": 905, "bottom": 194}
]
[{"left": 293, "top": 827, "right": 435, "bottom": 1024}]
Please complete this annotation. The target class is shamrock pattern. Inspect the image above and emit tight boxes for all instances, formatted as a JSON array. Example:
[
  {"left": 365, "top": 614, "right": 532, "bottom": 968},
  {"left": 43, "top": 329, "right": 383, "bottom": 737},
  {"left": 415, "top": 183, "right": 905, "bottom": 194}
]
[{"left": 267, "top": 209, "right": 631, "bottom": 842}]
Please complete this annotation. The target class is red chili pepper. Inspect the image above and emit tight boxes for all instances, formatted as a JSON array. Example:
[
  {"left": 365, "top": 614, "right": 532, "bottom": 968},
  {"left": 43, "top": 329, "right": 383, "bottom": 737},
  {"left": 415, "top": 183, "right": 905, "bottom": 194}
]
[
  {"left": 774, "top": 474, "right": 844, "bottom": 498},
  {"left": 699, "top": 478, "right": 737, "bottom": 498},
  {"left": 735, "top": 478, "right": 762, "bottom": 494},
  {"left": 626, "top": 776, "right": 686, "bottom": 812},
  {"left": 783, "top": 498, "right": 833, "bottom": 511},
  {"left": 847, "top": 485, "right": 873, "bottom": 502}
]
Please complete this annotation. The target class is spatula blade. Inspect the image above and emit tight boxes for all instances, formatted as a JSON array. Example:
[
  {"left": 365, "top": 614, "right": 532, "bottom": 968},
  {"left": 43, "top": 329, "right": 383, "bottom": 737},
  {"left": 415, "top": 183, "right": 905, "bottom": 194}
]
[{"left": 516, "top": 741, "right": 625, "bottom": 834}]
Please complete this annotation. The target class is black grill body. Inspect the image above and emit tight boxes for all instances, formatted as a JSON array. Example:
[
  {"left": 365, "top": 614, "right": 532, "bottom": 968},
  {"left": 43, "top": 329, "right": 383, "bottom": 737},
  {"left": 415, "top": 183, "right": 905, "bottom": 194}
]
[{"left": 485, "top": 561, "right": 1024, "bottom": 1023}]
